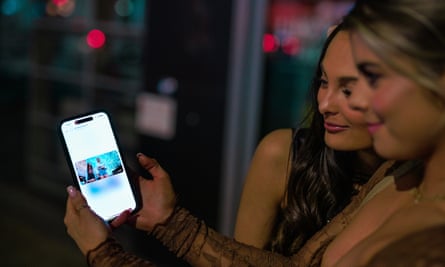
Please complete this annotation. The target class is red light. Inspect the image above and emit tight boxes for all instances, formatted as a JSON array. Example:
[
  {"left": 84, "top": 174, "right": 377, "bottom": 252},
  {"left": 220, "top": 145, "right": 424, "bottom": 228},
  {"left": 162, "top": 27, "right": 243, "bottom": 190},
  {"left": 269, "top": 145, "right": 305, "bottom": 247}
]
[
  {"left": 52, "top": 0, "right": 69, "bottom": 7},
  {"left": 86, "top": 29, "right": 106, "bottom": 49},
  {"left": 282, "top": 36, "right": 301, "bottom": 56},
  {"left": 263, "top": 33, "right": 279, "bottom": 53}
]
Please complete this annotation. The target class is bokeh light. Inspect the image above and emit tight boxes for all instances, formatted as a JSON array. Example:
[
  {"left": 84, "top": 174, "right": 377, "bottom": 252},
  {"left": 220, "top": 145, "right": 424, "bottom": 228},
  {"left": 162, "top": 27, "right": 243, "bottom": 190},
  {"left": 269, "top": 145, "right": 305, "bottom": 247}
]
[
  {"left": 263, "top": 33, "right": 279, "bottom": 53},
  {"left": 46, "top": 0, "right": 75, "bottom": 17},
  {"left": 1, "top": 0, "right": 21, "bottom": 16},
  {"left": 114, "top": 0, "right": 134, "bottom": 17},
  {"left": 281, "top": 36, "right": 301, "bottom": 56},
  {"left": 52, "top": 0, "right": 68, "bottom": 6},
  {"left": 86, "top": 29, "right": 106, "bottom": 49}
]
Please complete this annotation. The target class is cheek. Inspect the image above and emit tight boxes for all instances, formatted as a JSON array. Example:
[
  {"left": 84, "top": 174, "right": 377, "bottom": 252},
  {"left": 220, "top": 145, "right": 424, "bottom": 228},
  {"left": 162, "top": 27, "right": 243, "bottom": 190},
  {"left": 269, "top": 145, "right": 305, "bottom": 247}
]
[
  {"left": 371, "top": 82, "right": 400, "bottom": 115},
  {"left": 370, "top": 90, "right": 389, "bottom": 117},
  {"left": 339, "top": 100, "right": 367, "bottom": 125},
  {"left": 342, "top": 109, "right": 367, "bottom": 125}
]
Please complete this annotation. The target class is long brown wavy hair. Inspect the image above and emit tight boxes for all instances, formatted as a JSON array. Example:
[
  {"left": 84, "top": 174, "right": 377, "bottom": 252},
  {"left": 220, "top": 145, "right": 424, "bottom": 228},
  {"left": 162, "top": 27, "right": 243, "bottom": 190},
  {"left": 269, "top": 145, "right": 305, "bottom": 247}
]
[{"left": 267, "top": 22, "right": 376, "bottom": 256}]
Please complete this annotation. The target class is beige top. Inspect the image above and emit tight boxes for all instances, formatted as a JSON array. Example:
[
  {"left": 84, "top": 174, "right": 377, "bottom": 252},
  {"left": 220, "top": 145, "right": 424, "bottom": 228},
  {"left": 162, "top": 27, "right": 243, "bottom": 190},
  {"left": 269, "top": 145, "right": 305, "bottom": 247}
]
[{"left": 359, "top": 160, "right": 422, "bottom": 209}]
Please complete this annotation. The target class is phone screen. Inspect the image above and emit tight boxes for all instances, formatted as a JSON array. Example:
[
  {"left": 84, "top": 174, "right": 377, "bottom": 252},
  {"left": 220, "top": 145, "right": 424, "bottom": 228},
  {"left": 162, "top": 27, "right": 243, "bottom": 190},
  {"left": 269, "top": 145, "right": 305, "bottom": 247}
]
[{"left": 60, "top": 111, "right": 137, "bottom": 221}]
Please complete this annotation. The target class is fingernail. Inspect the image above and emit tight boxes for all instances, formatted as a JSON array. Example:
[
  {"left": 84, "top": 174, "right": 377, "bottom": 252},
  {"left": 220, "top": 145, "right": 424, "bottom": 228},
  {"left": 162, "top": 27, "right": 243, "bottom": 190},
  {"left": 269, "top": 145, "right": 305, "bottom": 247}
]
[
  {"left": 136, "top": 153, "right": 143, "bottom": 158},
  {"left": 67, "top": 186, "right": 77, "bottom": 197},
  {"left": 122, "top": 209, "right": 132, "bottom": 216}
]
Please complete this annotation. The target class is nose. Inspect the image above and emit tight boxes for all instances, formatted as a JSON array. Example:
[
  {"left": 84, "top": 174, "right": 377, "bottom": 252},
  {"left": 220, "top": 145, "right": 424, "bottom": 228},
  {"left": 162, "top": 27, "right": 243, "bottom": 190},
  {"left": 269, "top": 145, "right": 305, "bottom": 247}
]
[
  {"left": 318, "top": 88, "right": 337, "bottom": 115},
  {"left": 348, "top": 79, "right": 372, "bottom": 113}
]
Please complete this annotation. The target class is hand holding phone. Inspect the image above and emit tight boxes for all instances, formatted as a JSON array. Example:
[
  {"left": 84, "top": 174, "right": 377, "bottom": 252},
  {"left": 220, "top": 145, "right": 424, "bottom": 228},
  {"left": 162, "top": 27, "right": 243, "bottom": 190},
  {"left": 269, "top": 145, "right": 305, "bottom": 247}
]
[{"left": 59, "top": 111, "right": 139, "bottom": 221}]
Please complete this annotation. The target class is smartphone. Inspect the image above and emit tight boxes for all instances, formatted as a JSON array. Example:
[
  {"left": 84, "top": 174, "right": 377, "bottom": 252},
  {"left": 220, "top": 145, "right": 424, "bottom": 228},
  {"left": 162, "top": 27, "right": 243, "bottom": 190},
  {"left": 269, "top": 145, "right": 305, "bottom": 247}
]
[{"left": 59, "top": 110, "right": 139, "bottom": 221}]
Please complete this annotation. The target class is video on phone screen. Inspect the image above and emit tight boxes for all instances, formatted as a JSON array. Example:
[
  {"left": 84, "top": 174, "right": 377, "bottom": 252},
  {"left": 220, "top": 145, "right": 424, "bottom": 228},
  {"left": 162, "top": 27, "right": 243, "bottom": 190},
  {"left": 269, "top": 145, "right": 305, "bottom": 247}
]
[{"left": 74, "top": 150, "right": 123, "bottom": 185}]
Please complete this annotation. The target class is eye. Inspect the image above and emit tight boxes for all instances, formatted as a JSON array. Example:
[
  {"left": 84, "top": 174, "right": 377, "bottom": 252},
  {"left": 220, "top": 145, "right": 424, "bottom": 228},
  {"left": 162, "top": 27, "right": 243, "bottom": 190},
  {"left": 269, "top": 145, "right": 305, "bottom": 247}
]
[
  {"left": 358, "top": 65, "right": 382, "bottom": 88},
  {"left": 341, "top": 87, "right": 352, "bottom": 97},
  {"left": 339, "top": 79, "right": 356, "bottom": 97},
  {"left": 364, "top": 72, "right": 381, "bottom": 87},
  {"left": 319, "top": 78, "right": 328, "bottom": 88}
]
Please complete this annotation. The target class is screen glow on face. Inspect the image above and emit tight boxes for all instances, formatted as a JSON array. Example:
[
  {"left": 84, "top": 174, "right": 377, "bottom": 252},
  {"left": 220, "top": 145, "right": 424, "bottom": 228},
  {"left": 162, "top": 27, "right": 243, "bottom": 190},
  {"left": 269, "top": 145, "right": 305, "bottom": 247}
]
[{"left": 61, "top": 112, "right": 136, "bottom": 221}]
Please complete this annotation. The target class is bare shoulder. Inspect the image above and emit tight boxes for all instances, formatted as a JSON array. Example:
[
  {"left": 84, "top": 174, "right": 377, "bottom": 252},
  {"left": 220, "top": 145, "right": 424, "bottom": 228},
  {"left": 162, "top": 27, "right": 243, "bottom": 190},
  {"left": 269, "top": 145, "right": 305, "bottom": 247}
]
[
  {"left": 254, "top": 128, "right": 294, "bottom": 162},
  {"left": 233, "top": 128, "right": 294, "bottom": 246},
  {"left": 246, "top": 128, "right": 294, "bottom": 191},
  {"left": 251, "top": 128, "right": 296, "bottom": 201}
]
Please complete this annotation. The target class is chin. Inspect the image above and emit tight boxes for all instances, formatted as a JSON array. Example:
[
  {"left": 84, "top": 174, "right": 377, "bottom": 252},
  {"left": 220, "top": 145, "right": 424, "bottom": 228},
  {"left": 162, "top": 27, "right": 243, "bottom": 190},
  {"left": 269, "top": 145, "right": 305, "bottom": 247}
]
[
  {"left": 374, "top": 144, "right": 413, "bottom": 161},
  {"left": 325, "top": 140, "right": 352, "bottom": 151},
  {"left": 325, "top": 137, "right": 345, "bottom": 150}
]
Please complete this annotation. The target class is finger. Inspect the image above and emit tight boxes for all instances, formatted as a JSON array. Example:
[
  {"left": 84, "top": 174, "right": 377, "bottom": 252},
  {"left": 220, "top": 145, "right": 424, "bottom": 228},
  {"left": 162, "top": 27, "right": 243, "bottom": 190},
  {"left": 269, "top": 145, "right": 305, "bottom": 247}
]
[
  {"left": 136, "top": 153, "right": 166, "bottom": 178},
  {"left": 66, "top": 186, "right": 89, "bottom": 213},
  {"left": 65, "top": 192, "right": 75, "bottom": 223},
  {"left": 109, "top": 209, "right": 132, "bottom": 229},
  {"left": 124, "top": 213, "right": 139, "bottom": 228},
  {"left": 64, "top": 186, "right": 80, "bottom": 226}
]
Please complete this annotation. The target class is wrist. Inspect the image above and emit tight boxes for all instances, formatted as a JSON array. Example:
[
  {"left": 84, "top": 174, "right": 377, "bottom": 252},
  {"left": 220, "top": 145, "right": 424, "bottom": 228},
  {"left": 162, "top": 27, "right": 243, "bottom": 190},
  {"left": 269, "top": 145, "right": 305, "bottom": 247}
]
[
  {"left": 148, "top": 205, "right": 181, "bottom": 235},
  {"left": 86, "top": 237, "right": 115, "bottom": 266}
]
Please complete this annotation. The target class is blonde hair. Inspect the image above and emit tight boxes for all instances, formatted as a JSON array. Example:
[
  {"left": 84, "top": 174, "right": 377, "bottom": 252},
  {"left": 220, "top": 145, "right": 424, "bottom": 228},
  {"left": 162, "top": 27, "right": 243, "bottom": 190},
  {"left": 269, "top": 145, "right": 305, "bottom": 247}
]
[{"left": 345, "top": 0, "right": 445, "bottom": 99}]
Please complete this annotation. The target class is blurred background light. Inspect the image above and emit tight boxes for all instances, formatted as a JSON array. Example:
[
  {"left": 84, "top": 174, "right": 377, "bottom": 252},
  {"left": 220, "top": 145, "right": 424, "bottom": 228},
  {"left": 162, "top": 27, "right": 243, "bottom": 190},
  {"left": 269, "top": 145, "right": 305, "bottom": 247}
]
[
  {"left": 86, "top": 29, "right": 106, "bottom": 49},
  {"left": 1, "top": 0, "right": 21, "bottom": 16},
  {"left": 281, "top": 36, "right": 301, "bottom": 56},
  {"left": 263, "top": 33, "right": 279, "bottom": 53},
  {"left": 157, "top": 77, "right": 178, "bottom": 95},
  {"left": 46, "top": 0, "right": 75, "bottom": 17},
  {"left": 114, "top": 0, "right": 134, "bottom": 17},
  {"left": 52, "top": 0, "right": 68, "bottom": 6}
]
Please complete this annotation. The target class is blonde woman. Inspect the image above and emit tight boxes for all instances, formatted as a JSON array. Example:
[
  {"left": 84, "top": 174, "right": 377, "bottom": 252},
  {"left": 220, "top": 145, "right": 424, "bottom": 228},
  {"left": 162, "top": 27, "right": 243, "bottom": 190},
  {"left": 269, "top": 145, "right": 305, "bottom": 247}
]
[{"left": 329, "top": 0, "right": 445, "bottom": 266}]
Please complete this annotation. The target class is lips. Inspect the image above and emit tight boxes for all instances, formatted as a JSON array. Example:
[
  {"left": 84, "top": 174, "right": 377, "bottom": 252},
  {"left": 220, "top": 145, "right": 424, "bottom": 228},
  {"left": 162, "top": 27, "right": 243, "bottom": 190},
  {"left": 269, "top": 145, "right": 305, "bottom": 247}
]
[
  {"left": 324, "top": 122, "right": 348, "bottom": 133},
  {"left": 367, "top": 122, "right": 382, "bottom": 134}
]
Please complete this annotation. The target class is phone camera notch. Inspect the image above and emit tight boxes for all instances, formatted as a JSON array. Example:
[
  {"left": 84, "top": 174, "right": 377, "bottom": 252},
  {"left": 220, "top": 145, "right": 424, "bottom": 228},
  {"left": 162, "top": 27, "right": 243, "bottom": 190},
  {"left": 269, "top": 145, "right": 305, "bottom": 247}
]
[{"left": 75, "top": 116, "right": 93, "bottom": 124}]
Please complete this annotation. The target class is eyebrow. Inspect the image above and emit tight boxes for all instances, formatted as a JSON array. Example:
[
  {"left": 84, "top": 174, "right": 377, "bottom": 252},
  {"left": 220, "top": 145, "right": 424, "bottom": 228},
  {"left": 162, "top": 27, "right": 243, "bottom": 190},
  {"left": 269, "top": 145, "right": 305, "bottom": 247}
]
[
  {"left": 338, "top": 76, "right": 358, "bottom": 85},
  {"left": 321, "top": 63, "right": 358, "bottom": 81},
  {"left": 357, "top": 62, "right": 380, "bottom": 73}
]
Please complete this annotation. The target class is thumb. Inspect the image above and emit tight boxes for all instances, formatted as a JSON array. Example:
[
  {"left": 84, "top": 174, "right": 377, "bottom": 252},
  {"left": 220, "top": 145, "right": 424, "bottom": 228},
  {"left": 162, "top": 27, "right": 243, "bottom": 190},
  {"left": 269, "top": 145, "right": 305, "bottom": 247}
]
[
  {"left": 136, "top": 153, "right": 167, "bottom": 179},
  {"left": 66, "top": 186, "right": 89, "bottom": 214}
]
